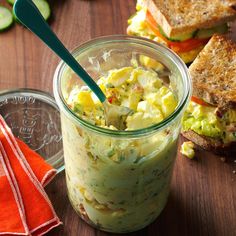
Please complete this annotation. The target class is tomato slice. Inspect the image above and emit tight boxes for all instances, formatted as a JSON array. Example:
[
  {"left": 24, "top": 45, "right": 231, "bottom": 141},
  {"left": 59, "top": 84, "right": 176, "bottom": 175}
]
[
  {"left": 168, "top": 38, "right": 209, "bottom": 53},
  {"left": 191, "top": 96, "right": 213, "bottom": 106},
  {"left": 145, "top": 10, "right": 209, "bottom": 53}
]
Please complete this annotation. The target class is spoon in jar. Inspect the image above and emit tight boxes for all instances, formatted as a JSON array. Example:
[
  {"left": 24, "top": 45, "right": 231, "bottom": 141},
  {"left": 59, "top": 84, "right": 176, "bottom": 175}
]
[{"left": 13, "top": 0, "right": 132, "bottom": 130}]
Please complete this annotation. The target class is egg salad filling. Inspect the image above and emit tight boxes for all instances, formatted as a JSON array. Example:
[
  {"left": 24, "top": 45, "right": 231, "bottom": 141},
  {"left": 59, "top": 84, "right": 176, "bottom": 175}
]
[
  {"left": 62, "top": 65, "right": 181, "bottom": 233},
  {"left": 67, "top": 66, "right": 178, "bottom": 130},
  {"left": 182, "top": 100, "right": 236, "bottom": 143}
]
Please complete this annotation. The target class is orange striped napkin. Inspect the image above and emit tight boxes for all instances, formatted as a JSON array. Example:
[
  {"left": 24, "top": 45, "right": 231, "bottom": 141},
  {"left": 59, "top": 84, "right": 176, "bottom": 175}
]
[{"left": 0, "top": 115, "right": 62, "bottom": 235}]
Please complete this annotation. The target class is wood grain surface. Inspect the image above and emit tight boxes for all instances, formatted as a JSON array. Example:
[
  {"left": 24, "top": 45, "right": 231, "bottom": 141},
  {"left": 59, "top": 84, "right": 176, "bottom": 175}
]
[{"left": 0, "top": 0, "right": 235, "bottom": 235}]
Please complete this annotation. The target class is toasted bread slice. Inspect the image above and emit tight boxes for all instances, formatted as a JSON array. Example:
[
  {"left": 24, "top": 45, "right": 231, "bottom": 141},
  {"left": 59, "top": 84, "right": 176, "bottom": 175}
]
[
  {"left": 189, "top": 34, "right": 236, "bottom": 110},
  {"left": 182, "top": 130, "right": 236, "bottom": 156},
  {"left": 146, "top": 0, "right": 236, "bottom": 37}
]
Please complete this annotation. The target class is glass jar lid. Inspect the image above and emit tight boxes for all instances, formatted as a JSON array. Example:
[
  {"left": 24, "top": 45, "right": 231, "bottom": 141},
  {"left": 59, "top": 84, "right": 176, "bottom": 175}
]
[{"left": 0, "top": 88, "right": 64, "bottom": 173}]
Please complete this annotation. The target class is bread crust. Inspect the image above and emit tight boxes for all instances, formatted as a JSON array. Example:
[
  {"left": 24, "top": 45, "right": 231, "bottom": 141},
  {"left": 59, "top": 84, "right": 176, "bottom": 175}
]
[
  {"left": 182, "top": 130, "right": 236, "bottom": 156},
  {"left": 146, "top": 0, "right": 236, "bottom": 37},
  {"left": 189, "top": 34, "right": 236, "bottom": 110}
]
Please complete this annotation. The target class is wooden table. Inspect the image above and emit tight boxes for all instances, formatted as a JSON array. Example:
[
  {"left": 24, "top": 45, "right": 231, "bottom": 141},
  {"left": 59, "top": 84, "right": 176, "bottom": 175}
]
[{"left": 0, "top": 0, "right": 236, "bottom": 235}]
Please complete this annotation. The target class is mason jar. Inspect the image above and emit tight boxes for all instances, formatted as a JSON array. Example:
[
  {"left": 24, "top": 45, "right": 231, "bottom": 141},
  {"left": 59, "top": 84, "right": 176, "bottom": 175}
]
[{"left": 53, "top": 35, "right": 191, "bottom": 233}]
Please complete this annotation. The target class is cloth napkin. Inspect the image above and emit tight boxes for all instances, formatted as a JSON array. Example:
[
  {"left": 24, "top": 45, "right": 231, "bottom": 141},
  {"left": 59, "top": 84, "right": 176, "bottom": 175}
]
[{"left": 0, "top": 115, "right": 62, "bottom": 235}]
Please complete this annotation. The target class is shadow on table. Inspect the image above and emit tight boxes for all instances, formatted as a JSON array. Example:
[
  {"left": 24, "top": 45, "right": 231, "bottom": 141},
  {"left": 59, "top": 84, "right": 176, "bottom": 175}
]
[{"left": 145, "top": 191, "right": 217, "bottom": 236}]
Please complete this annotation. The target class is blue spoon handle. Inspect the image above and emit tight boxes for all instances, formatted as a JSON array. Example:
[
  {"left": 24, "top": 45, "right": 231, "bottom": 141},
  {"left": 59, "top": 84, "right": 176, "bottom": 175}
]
[{"left": 13, "top": 0, "right": 106, "bottom": 103}]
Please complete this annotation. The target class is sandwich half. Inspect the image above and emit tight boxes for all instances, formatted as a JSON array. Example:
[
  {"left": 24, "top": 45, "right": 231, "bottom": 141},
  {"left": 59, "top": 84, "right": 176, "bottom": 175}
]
[
  {"left": 182, "top": 35, "right": 236, "bottom": 155},
  {"left": 127, "top": 0, "right": 236, "bottom": 63}
]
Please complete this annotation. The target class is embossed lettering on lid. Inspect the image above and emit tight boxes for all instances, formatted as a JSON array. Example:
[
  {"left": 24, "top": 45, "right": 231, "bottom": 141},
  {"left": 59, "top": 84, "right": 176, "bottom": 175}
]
[{"left": 0, "top": 89, "right": 64, "bottom": 173}]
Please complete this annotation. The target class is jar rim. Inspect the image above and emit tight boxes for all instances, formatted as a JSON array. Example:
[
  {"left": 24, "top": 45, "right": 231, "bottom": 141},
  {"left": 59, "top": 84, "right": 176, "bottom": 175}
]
[{"left": 53, "top": 35, "right": 191, "bottom": 138}]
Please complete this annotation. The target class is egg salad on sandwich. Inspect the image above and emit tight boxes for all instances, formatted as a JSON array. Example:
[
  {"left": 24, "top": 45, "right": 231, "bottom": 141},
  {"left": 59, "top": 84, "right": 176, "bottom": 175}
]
[
  {"left": 127, "top": 0, "right": 236, "bottom": 63},
  {"left": 182, "top": 35, "right": 236, "bottom": 155},
  {"left": 183, "top": 98, "right": 236, "bottom": 143}
]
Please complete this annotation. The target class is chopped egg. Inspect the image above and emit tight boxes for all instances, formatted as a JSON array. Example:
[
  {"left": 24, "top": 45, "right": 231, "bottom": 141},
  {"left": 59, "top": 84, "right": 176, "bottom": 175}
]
[
  {"left": 68, "top": 66, "right": 177, "bottom": 130},
  {"left": 180, "top": 141, "right": 195, "bottom": 159}
]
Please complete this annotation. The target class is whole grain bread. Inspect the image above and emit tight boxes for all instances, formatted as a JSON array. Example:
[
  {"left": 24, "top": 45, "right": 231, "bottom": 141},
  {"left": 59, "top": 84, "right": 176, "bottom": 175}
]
[
  {"left": 182, "top": 130, "right": 236, "bottom": 156},
  {"left": 189, "top": 34, "right": 236, "bottom": 110},
  {"left": 146, "top": 0, "right": 236, "bottom": 37}
]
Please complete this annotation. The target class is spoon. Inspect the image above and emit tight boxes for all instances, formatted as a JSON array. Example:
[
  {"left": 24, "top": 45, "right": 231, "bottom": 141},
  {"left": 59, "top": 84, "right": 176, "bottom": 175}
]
[{"left": 13, "top": 0, "right": 132, "bottom": 130}]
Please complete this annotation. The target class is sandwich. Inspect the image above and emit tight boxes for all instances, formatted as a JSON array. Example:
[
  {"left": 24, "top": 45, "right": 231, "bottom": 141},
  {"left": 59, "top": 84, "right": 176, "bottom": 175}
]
[
  {"left": 127, "top": 0, "right": 236, "bottom": 63},
  {"left": 182, "top": 34, "right": 236, "bottom": 155}
]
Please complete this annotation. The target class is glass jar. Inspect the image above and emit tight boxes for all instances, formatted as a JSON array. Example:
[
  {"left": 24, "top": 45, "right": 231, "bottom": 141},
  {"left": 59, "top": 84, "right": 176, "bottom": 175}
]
[{"left": 53, "top": 35, "right": 191, "bottom": 233}]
